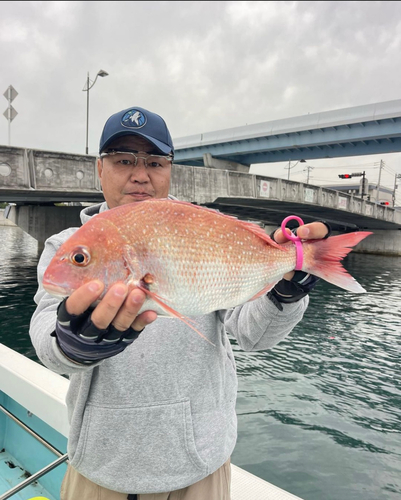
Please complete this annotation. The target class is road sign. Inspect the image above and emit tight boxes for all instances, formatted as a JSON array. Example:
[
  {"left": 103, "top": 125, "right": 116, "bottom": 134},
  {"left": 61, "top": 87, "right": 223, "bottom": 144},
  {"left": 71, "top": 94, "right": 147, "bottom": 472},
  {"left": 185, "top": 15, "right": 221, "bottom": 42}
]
[
  {"left": 260, "top": 180, "right": 270, "bottom": 197},
  {"left": 3, "top": 85, "right": 18, "bottom": 102},
  {"left": 3, "top": 106, "right": 18, "bottom": 122},
  {"left": 3, "top": 86, "right": 18, "bottom": 145}
]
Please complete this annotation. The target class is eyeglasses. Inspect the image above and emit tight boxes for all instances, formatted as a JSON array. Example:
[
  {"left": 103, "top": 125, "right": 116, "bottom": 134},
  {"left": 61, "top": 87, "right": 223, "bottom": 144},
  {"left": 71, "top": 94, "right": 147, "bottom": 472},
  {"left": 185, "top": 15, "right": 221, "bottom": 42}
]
[{"left": 100, "top": 150, "right": 173, "bottom": 169}]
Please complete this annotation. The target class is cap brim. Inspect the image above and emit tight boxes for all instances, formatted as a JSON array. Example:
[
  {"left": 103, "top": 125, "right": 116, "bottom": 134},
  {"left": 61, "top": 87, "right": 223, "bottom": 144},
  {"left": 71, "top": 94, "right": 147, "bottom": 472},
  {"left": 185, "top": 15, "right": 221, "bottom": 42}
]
[{"left": 100, "top": 131, "right": 173, "bottom": 155}]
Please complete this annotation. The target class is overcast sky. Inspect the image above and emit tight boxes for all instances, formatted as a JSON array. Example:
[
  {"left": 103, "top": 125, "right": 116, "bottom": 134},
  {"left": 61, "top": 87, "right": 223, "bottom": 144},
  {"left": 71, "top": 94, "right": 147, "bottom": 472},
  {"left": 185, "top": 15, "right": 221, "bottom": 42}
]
[{"left": 1, "top": 1, "right": 401, "bottom": 197}]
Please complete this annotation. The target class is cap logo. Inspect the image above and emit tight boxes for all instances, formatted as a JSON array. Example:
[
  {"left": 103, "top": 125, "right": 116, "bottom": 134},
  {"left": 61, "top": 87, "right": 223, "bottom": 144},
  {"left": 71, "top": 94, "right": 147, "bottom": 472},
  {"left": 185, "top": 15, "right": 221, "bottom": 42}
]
[{"left": 121, "top": 109, "right": 147, "bottom": 129}]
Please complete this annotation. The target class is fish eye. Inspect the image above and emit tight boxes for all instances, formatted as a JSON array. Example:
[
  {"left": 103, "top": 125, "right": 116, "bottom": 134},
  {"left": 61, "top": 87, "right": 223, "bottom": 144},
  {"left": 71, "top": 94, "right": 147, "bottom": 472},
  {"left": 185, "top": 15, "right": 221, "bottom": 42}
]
[
  {"left": 74, "top": 254, "right": 85, "bottom": 264},
  {"left": 70, "top": 247, "right": 91, "bottom": 267}
]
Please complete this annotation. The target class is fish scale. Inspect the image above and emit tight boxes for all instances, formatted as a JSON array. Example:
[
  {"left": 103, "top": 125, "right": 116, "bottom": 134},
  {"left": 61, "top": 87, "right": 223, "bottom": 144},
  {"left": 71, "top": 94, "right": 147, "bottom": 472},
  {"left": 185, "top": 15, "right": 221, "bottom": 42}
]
[{"left": 129, "top": 210, "right": 289, "bottom": 315}]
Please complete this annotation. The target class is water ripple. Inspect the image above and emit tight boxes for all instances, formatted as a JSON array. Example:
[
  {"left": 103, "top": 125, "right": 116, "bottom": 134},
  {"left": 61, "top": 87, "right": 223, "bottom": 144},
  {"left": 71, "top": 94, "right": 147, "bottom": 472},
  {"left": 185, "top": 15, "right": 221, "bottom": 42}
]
[{"left": 232, "top": 253, "right": 401, "bottom": 500}]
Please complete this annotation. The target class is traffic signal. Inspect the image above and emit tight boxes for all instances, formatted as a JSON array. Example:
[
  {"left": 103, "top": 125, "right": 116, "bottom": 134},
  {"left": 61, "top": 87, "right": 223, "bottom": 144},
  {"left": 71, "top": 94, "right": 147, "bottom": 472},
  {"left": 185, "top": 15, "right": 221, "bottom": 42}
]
[
  {"left": 338, "top": 174, "right": 352, "bottom": 179},
  {"left": 379, "top": 201, "right": 390, "bottom": 206}
]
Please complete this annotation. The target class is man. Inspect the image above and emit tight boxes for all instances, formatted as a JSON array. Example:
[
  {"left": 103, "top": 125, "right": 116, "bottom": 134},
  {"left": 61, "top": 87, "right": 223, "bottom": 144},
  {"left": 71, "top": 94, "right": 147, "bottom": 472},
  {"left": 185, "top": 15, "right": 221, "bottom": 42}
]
[{"left": 30, "top": 106, "right": 329, "bottom": 500}]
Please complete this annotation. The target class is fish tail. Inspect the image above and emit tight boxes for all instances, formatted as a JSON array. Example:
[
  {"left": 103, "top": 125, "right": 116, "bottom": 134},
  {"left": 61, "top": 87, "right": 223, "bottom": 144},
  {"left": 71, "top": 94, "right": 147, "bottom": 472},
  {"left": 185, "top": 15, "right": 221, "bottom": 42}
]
[{"left": 302, "top": 231, "right": 372, "bottom": 293}]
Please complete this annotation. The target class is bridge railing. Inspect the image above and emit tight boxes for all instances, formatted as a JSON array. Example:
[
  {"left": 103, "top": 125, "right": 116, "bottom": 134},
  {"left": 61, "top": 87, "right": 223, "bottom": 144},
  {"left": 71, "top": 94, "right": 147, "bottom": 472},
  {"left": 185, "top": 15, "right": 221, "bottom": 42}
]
[
  {"left": 256, "top": 174, "right": 395, "bottom": 222},
  {"left": 171, "top": 165, "right": 399, "bottom": 224},
  {"left": 0, "top": 146, "right": 100, "bottom": 193}
]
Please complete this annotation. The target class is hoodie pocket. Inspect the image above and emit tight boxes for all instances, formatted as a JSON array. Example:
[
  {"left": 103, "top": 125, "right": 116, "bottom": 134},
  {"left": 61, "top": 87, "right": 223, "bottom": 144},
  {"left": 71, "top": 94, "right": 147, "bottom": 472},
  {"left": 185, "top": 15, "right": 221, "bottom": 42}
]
[{"left": 71, "top": 399, "right": 208, "bottom": 491}]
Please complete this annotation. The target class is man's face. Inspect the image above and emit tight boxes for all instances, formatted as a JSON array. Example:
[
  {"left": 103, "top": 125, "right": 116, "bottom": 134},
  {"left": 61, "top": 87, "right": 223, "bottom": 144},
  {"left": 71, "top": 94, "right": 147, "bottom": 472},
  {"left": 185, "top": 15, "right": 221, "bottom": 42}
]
[{"left": 97, "top": 135, "right": 172, "bottom": 208}]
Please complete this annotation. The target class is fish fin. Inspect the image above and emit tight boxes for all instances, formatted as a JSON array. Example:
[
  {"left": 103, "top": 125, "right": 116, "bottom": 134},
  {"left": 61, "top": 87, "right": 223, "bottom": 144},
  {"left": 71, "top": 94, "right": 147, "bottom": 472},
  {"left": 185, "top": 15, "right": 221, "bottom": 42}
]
[
  {"left": 122, "top": 250, "right": 142, "bottom": 283},
  {"left": 302, "top": 232, "right": 372, "bottom": 293},
  {"left": 136, "top": 284, "right": 215, "bottom": 346},
  {"left": 162, "top": 199, "right": 283, "bottom": 249},
  {"left": 236, "top": 220, "right": 283, "bottom": 249}
]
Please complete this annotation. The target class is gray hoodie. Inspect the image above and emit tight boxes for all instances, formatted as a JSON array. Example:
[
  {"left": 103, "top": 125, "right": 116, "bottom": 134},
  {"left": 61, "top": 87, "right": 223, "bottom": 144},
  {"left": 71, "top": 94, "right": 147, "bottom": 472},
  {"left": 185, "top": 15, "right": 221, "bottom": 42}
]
[{"left": 29, "top": 200, "right": 308, "bottom": 494}]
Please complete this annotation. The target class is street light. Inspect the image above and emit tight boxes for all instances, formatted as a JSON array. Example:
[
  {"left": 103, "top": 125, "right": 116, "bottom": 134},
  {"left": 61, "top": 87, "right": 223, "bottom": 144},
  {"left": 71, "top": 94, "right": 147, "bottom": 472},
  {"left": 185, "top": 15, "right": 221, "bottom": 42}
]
[
  {"left": 83, "top": 69, "right": 109, "bottom": 154},
  {"left": 286, "top": 159, "right": 306, "bottom": 180}
]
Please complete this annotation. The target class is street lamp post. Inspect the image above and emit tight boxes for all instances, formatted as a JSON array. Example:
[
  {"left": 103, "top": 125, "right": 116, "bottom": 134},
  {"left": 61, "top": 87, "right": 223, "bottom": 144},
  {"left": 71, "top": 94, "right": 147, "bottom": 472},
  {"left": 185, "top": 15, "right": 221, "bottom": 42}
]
[
  {"left": 286, "top": 159, "right": 306, "bottom": 180},
  {"left": 83, "top": 69, "right": 109, "bottom": 154}
]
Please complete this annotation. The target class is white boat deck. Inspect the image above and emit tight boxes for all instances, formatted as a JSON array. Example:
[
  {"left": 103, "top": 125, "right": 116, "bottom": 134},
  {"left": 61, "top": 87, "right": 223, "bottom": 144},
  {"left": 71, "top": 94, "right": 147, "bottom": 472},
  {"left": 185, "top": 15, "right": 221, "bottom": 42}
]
[{"left": 0, "top": 343, "right": 303, "bottom": 500}]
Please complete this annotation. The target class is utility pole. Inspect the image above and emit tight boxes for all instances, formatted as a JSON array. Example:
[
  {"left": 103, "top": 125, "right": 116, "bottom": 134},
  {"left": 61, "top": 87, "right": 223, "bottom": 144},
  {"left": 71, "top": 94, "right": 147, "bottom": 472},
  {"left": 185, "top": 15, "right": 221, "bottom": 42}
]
[
  {"left": 376, "top": 159, "right": 384, "bottom": 203},
  {"left": 286, "top": 159, "right": 306, "bottom": 180},
  {"left": 360, "top": 171, "right": 367, "bottom": 200},
  {"left": 287, "top": 160, "right": 293, "bottom": 181},
  {"left": 304, "top": 165, "right": 314, "bottom": 184},
  {"left": 393, "top": 173, "right": 401, "bottom": 207}
]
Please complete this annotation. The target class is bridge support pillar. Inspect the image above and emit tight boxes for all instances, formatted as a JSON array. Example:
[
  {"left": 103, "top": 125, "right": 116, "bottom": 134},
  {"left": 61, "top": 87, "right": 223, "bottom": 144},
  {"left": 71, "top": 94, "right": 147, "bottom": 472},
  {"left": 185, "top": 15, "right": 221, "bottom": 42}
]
[
  {"left": 352, "top": 229, "right": 401, "bottom": 256},
  {"left": 7, "top": 205, "right": 83, "bottom": 252},
  {"left": 203, "top": 153, "right": 250, "bottom": 173}
]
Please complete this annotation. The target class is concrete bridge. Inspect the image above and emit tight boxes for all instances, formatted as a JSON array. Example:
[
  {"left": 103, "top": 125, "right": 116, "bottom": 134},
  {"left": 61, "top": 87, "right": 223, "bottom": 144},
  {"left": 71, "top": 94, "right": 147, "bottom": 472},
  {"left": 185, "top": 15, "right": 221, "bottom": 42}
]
[
  {"left": 1, "top": 145, "right": 400, "bottom": 255},
  {"left": 174, "top": 99, "right": 401, "bottom": 171}
]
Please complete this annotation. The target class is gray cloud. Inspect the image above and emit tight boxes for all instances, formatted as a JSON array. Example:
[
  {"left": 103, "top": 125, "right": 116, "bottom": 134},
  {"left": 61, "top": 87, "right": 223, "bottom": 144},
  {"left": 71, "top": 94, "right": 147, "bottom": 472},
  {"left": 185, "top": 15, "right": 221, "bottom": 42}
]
[{"left": 1, "top": 1, "right": 401, "bottom": 192}]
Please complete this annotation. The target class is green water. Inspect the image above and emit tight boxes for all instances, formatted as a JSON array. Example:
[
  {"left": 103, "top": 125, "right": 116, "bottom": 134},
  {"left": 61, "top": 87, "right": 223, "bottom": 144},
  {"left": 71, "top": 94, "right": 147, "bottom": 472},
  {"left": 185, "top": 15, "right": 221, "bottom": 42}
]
[{"left": 1, "top": 225, "right": 400, "bottom": 499}]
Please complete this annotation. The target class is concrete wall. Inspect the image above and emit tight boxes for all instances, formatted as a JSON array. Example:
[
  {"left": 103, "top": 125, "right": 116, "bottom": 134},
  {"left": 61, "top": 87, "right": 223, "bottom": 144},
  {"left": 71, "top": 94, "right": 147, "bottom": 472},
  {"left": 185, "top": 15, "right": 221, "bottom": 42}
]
[
  {"left": 353, "top": 229, "right": 401, "bottom": 256},
  {"left": 0, "top": 209, "right": 16, "bottom": 226},
  {"left": 171, "top": 164, "right": 401, "bottom": 226},
  {"left": 0, "top": 146, "right": 99, "bottom": 191},
  {"left": 7, "top": 205, "right": 83, "bottom": 252}
]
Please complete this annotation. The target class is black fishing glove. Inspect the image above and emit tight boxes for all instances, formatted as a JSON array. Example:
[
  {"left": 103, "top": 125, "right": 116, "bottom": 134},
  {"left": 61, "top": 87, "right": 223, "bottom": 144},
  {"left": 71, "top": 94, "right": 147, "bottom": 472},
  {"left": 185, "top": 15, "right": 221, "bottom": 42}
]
[
  {"left": 52, "top": 298, "right": 143, "bottom": 364},
  {"left": 267, "top": 272, "right": 320, "bottom": 311}
]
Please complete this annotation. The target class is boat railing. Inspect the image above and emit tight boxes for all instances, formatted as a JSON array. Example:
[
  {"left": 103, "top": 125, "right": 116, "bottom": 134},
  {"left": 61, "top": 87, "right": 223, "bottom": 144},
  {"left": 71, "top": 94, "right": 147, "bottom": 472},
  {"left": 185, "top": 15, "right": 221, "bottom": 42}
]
[
  {"left": 0, "top": 343, "right": 69, "bottom": 499},
  {"left": 0, "top": 403, "right": 68, "bottom": 500}
]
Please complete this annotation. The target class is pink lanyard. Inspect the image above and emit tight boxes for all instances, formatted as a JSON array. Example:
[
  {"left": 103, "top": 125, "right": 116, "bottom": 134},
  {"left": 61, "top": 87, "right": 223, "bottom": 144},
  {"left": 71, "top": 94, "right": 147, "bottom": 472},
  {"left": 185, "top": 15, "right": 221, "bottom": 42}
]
[{"left": 280, "top": 215, "right": 304, "bottom": 271}]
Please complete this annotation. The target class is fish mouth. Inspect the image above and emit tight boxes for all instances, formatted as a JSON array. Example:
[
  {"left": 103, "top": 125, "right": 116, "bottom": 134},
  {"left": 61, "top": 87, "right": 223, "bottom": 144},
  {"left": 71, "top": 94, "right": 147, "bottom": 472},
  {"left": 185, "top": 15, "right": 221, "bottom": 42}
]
[{"left": 42, "top": 281, "right": 70, "bottom": 298}]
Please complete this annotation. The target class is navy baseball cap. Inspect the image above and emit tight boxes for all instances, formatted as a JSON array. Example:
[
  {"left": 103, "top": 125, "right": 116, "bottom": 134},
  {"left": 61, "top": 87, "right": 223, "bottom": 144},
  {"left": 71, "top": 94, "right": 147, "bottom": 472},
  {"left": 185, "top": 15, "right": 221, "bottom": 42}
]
[{"left": 99, "top": 107, "right": 174, "bottom": 155}]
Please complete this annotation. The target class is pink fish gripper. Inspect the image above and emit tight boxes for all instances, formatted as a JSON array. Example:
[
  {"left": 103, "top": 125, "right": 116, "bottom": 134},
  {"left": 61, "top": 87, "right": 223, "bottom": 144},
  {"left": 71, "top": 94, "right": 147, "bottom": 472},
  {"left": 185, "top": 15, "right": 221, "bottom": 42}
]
[{"left": 281, "top": 215, "right": 304, "bottom": 271}]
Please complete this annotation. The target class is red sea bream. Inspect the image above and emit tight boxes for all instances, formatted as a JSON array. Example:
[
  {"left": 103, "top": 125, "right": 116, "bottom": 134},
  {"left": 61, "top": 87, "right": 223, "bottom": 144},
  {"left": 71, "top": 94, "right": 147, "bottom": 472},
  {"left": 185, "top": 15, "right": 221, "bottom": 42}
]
[{"left": 43, "top": 199, "right": 371, "bottom": 326}]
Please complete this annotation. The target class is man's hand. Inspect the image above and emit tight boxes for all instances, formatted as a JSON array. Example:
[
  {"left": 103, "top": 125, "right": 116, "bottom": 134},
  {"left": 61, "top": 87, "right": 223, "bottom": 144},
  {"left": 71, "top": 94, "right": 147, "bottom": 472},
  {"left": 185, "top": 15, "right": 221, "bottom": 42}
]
[
  {"left": 66, "top": 280, "right": 157, "bottom": 333},
  {"left": 54, "top": 281, "right": 157, "bottom": 364},
  {"left": 272, "top": 221, "right": 329, "bottom": 244},
  {"left": 272, "top": 222, "right": 330, "bottom": 280}
]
